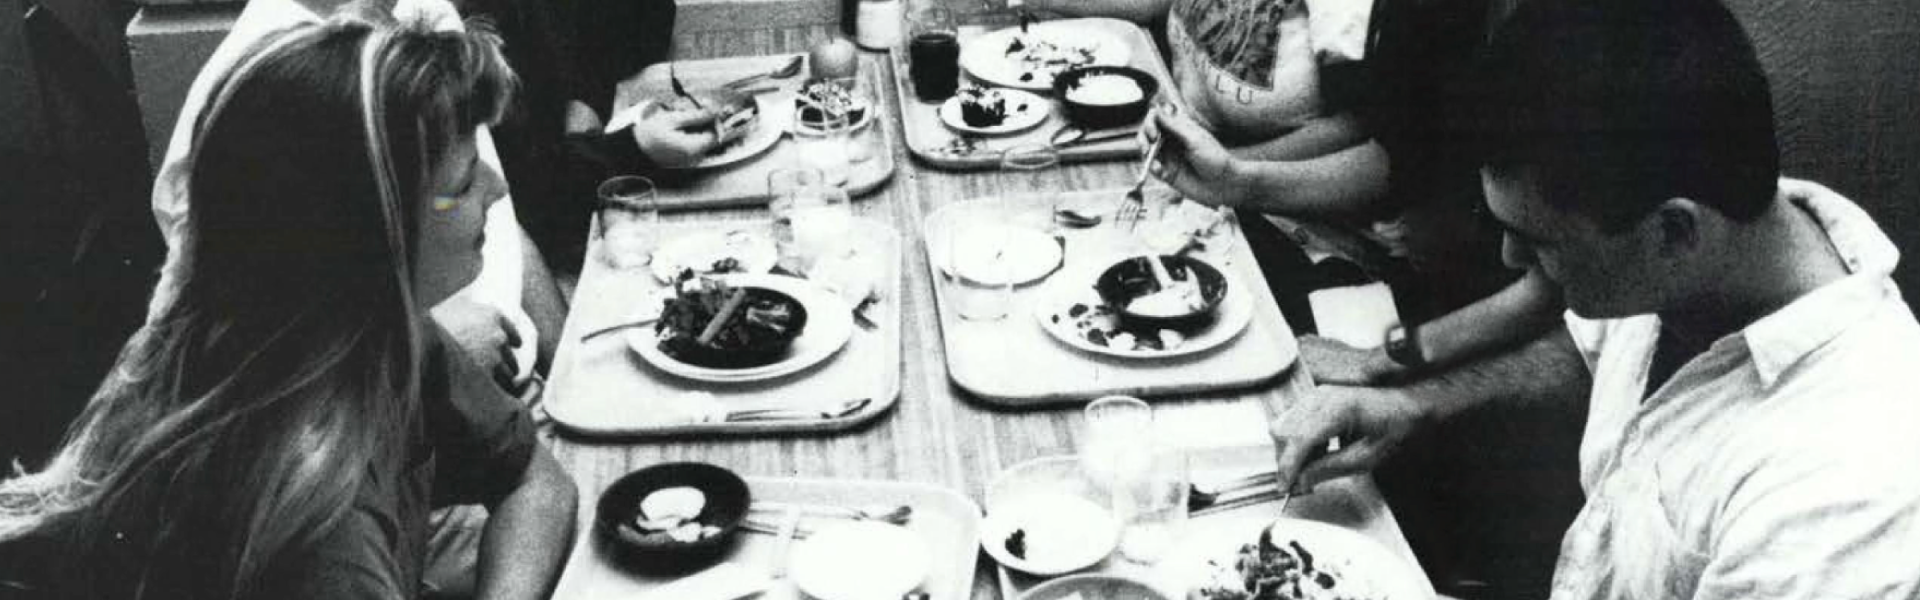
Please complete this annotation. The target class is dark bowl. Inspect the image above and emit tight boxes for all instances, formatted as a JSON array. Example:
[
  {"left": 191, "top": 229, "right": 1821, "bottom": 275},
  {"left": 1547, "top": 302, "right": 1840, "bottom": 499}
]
[
  {"left": 1094, "top": 255, "right": 1229, "bottom": 332},
  {"left": 595, "top": 462, "right": 752, "bottom": 574},
  {"left": 656, "top": 286, "right": 809, "bottom": 369},
  {"left": 1052, "top": 66, "right": 1159, "bottom": 130}
]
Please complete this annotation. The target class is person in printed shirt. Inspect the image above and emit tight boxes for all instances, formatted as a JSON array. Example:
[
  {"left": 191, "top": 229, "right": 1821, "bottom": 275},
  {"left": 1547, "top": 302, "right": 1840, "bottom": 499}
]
[
  {"left": 1267, "top": 0, "right": 1920, "bottom": 597},
  {"left": 0, "top": 14, "right": 575, "bottom": 599}
]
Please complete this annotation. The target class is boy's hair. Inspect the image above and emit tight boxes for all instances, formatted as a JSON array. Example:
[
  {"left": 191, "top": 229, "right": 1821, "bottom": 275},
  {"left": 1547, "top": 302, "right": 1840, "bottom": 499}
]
[{"left": 1464, "top": 0, "right": 1779, "bottom": 232}]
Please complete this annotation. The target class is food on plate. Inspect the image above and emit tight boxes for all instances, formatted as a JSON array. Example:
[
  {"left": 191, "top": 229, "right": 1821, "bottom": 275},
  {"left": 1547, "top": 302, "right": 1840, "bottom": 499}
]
[
  {"left": 956, "top": 87, "right": 1033, "bottom": 128},
  {"left": 1128, "top": 276, "right": 1208, "bottom": 318},
  {"left": 1064, "top": 73, "right": 1146, "bottom": 106},
  {"left": 1005, "top": 528, "right": 1028, "bottom": 559},
  {"left": 630, "top": 486, "right": 725, "bottom": 542},
  {"left": 656, "top": 276, "right": 809, "bottom": 368},
  {"left": 1050, "top": 302, "right": 1190, "bottom": 352},
  {"left": 1004, "top": 34, "right": 1099, "bottom": 84},
  {"left": 1190, "top": 527, "right": 1377, "bottom": 600},
  {"left": 796, "top": 80, "right": 869, "bottom": 129},
  {"left": 1094, "top": 255, "right": 1229, "bottom": 331},
  {"left": 661, "top": 87, "right": 759, "bottom": 148}
]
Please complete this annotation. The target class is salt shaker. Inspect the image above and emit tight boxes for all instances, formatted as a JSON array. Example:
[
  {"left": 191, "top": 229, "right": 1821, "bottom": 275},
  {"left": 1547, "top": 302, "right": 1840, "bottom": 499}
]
[{"left": 855, "top": 0, "right": 904, "bottom": 50}]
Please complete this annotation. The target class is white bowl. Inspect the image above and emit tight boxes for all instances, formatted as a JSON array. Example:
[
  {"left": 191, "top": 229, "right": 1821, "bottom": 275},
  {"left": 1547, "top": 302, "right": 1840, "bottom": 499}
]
[
  {"left": 979, "top": 490, "right": 1121, "bottom": 576},
  {"left": 791, "top": 521, "right": 931, "bottom": 600}
]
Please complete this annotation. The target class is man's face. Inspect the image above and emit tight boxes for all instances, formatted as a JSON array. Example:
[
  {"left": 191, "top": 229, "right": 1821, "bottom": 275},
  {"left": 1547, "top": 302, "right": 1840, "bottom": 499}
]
[{"left": 1482, "top": 168, "right": 1664, "bottom": 318}]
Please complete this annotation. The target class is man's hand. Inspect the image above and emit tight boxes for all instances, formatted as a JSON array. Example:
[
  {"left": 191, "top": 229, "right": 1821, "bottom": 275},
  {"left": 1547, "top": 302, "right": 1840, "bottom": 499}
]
[
  {"left": 1297, "top": 334, "right": 1406, "bottom": 385},
  {"left": 1144, "top": 108, "right": 1254, "bottom": 208},
  {"left": 432, "top": 297, "right": 523, "bottom": 391},
  {"left": 633, "top": 108, "right": 721, "bottom": 167},
  {"left": 1272, "top": 384, "right": 1428, "bottom": 493}
]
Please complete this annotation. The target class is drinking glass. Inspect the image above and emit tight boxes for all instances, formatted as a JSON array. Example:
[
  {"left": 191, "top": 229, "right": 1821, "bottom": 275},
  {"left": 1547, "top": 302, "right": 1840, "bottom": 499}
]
[
  {"left": 794, "top": 102, "right": 853, "bottom": 186},
  {"left": 907, "top": 8, "right": 959, "bottom": 100},
  {"left": 1080, "top": 396, "right": 1154, "bottom": 486},
  {"left": 999, "top": 143, "right": 1067, "bottom": 233},
  {"left": 828, "top": 76, "right": 877, "bottom": 165},
  {"left": 769, "top": 167, "right": 853, "bottom": 272},
  {"left": 596, "top": 175, "right": 657, "bottom": 270},
  {"left": 941, "top": 208, "right": 1017, "bottom": 321},
  {"left": 1112, "top": 451, "right": 1189, "bottom": 563}
]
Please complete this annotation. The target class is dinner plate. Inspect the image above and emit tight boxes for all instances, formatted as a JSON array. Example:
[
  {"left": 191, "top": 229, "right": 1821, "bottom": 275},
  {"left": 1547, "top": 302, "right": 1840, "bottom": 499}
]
[
  {"left": 938, "top": 89, "right": 1050, "bottom": 136},
  {"left": 1169, "top": 518, "right": 1430, "bottom": 600},
  {"left": 791, "top": 522, "right": 932, "bottom": 600},
  {"left": 613, "top": 95, "right": 789, "bottom": 170},
  {"left": 960, "top": 21, "right": 1131, "bottom": 91},
  {"left": 649, "top": 229, "right": 779, "bottom": 283},
  {"left": 628, "top": 274, "right": 854, "bottom": 383},
  {"left": 979, "top": 491, "right": 1120, "bottom": 576},
  {"left": 1033, "top": 259, "right": 1253, "bottom": 359}
]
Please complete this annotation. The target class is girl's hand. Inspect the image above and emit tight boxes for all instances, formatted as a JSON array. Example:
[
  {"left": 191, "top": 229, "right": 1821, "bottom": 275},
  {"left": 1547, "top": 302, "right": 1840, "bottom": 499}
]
[{"left": 1143, "top": 107, "right": 1255, "bottom": 208}]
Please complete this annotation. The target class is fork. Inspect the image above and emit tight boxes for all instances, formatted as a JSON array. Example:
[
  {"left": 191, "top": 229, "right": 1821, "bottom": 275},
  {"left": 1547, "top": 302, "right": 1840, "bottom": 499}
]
[
  {"left": 1117, "top": 134, "right": 1165, "bottom": 230},
  {"left": 722, "top": 55, "right": 805, "bottom": 89}
]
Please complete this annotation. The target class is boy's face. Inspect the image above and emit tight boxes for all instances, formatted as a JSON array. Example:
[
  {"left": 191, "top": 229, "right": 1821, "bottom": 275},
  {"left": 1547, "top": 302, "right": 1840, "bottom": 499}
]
[{"left": 1482, "top": 167, "right": 1667, "bottom": 319}]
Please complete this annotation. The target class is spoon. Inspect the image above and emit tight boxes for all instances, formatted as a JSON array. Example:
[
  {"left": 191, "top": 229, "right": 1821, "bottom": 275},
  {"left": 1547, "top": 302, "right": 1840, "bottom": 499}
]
[{"left": 723, "top": 55, "right": 806, "bottom": 89}]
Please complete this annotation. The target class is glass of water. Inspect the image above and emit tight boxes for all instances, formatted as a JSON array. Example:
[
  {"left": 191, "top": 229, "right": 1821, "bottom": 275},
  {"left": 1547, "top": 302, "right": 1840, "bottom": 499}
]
[
  {"left": 597, "top": 175, "right": 657, "bottom": 270},
  {"left": 1112, "top": 450, "right": 1189, "bottom": 563},
  {"left": 942, "top": 208, "right": 1017, "bottom": 321}
]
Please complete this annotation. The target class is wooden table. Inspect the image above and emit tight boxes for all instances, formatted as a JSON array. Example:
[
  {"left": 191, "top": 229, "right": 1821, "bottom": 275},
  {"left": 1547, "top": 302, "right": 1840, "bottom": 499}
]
[{"left": 551, "top": 22, "right": 1420, "bottom": 600}]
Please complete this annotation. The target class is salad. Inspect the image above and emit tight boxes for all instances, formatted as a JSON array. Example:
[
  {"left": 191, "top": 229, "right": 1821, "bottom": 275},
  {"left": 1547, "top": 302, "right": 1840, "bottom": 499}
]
[
  {"left": 656, "top": 275, "right": 807, "bottom": 368},
  {"left": 1190, "top": 527, "right": 1378, "bottom": 600}
]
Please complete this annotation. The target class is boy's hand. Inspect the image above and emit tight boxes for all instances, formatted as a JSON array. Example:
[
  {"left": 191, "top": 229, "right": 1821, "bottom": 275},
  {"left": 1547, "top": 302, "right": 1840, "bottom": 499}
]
[
  {"left": 633, "top": 108, "right": 721, "bottom": 167},
  {"left": 1272, "top": 384, "right": 1429, "bottom": 493}
]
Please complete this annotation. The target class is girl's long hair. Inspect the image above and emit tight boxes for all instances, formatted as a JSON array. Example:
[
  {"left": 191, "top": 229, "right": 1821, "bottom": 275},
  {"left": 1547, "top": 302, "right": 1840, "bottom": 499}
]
[{"left": 0, "top": 11, "right": 515, "bottom": 599}]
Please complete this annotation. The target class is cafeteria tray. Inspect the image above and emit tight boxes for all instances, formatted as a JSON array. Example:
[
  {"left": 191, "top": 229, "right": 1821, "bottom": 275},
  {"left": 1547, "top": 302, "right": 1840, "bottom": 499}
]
[
  {"left": 923, "top": 188, "right": 1298, "bottom": 407},
  {"left": 544, "top": 217, "right": 902, "bottom": 437},
  {"left": 550, "top": 475, "right": 981, "bottom": 600},
  {"left": 988, "top": 444, "right": 1433, "bottom": 600},
  {"left": 890, "top": 17, "right": 1182, "bottom": 169},
  {"left": 609, "top": 53, "right": 897, "bottom": 210}
]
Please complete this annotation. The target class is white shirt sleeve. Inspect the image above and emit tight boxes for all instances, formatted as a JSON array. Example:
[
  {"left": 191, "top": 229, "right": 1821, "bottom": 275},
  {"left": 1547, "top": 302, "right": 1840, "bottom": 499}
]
[{"left": 1692, "top": 448, "right": 1920, "bottom": 600}]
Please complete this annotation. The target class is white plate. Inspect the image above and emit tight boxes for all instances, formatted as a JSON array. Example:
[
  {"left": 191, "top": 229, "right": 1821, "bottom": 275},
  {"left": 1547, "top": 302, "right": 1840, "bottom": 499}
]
[
  {"left": 938, "top": 89, "right": 1050, "bottom": 136},
  {"left": 649, "top": 229, "right": 779, "bottom": 283},
  {"left": 617, "top": 95, "right": 789, "bottom": 170},
  {"left": 980, "top": 491, "right": 1120, "bottom": 576},
  {"left": 791, "top": 521, "right": 932, "bottom": 600},
  {"left": 1169, "top": 518, "right": 1430, "bottom": 600},
  {"left": 939, "top": 224, "right": 1063, "bottom": 286},
  {"left": 628, "top": 274, "right": 853, "bottom": 383},
  {"left": 1032, "top": 259, "right": 1253, "bottom": 359},
  {"left": 960, "top": 21, "right": 1132, "bottom": 91}
]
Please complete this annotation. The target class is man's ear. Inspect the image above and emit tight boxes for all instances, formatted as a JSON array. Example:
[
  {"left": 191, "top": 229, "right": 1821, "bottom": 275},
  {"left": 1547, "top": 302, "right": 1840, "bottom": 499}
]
[{"left": 1651, "top": 198, "right": 1703, "bottom": 257}]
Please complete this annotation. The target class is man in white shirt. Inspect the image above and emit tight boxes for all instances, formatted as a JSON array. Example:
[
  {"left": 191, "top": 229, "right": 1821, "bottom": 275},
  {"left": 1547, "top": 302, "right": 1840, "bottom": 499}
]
[{"left": 1266, "top": 0, "right": 1920, "bottom": 597}]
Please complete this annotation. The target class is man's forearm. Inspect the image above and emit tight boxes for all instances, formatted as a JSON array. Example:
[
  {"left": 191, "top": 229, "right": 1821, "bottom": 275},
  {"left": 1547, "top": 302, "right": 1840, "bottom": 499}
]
[
  {"left": 1406, "top": 326, "right": 1590, "bottom": 421},
  {"left": 1415, "top": 269, "right": 1564, "bottom": 368},
  {"left": 475, "top": 447, "right": 577, "bottom": 600}
]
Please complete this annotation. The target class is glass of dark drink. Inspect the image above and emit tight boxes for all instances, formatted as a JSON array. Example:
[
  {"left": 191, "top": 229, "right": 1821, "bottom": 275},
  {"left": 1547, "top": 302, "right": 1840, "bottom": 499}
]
[{"left": 908, "top": 8, "right": 959, "bottom": 100}]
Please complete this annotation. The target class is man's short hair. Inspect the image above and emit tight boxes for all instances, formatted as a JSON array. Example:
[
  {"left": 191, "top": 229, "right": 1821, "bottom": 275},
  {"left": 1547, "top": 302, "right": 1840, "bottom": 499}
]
[{"left": 1463, "top": 0, "right": 1779, "bottom": 231}]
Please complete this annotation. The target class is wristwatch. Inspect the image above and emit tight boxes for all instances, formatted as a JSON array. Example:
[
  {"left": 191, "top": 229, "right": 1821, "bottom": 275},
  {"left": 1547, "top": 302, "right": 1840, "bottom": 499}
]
[{"left": 1384, "top": 324, "right": 1427, "bottom": 369}]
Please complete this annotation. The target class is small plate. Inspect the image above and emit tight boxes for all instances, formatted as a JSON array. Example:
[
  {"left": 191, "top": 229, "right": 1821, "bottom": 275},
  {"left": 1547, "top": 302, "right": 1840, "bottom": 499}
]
[
  {"left": 650, "top": 229, "right": 779, "bottom": 283},
  {"left": 938, "top": 224, "right": 1063, "bottom": 286},
  {"left": 791, "top": 95, "right": 876, "bottom": 136},
  {"left": 1020, "top": 574, "right": 1174, "bottom": 600},
  {"left": 960, "top": 21, "right": 1132, "bottom": 91},
  {"left": 615, "top": 95, "right": 789, "bottom": 170},
  {"left": 980, "top": 491, "right": 1120, "bottom": 576},
  {"left": 1033, "top": 260, "right": 1253, "bottom": 359},
  {"left": 939, "top": 89, "right": 1050, "bottom": 136},
  {"left": 628, "top": 274, "right": 853, "bottom": 383},
  {"left": 791, "top": 521, "right": 932, "bottom": 600},
  {"left": 1169, "top": 518, "right": 1431, "bottom": 600}
]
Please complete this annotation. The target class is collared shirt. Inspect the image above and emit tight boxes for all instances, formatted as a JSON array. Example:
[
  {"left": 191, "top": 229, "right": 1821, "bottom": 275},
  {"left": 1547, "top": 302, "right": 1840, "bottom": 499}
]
[
  {"left": 147, "top": 0, "right": 538, "bottom": 381},
  {"left": 1552, "top": 179, "right": 1920, "bottom": 600}
]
